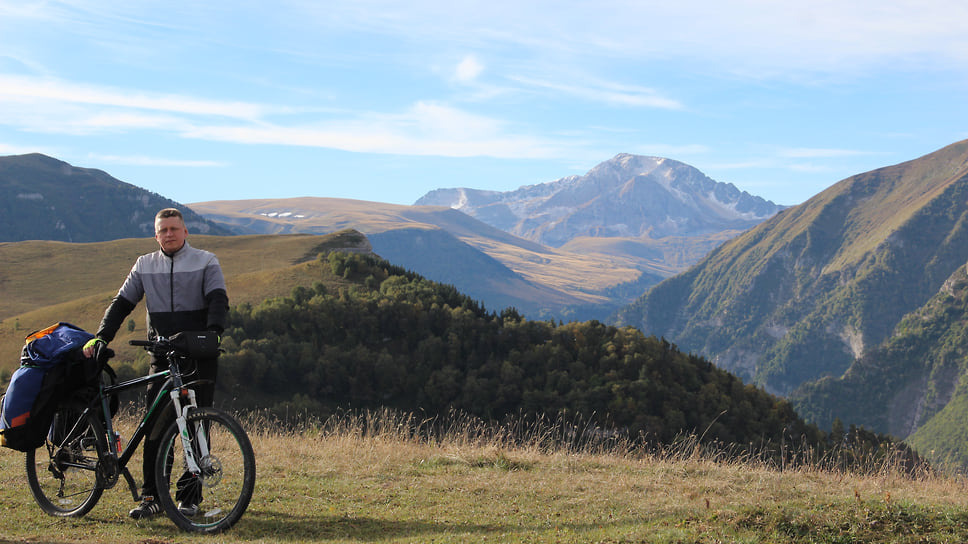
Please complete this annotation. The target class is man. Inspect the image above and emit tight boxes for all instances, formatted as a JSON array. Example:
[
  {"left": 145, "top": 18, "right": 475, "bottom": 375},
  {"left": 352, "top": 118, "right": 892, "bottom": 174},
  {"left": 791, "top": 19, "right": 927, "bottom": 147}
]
[{"left": 83, "top": 207, "right": 228, "bottom": 519}]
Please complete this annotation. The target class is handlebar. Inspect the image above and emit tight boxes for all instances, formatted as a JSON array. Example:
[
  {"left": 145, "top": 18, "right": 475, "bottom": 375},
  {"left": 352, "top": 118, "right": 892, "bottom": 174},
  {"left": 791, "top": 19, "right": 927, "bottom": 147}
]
[
  {"left": 128, "top": 331, "right": 221, "bottom": 359},
  {"left": 129, "top": 337, "right": 178, "bottom": 358}
]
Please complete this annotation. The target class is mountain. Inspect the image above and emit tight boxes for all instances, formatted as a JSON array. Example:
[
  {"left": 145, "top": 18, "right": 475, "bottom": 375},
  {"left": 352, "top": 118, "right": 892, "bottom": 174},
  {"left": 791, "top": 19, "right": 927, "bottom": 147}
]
[
  {"left": 193, "top": 155, "right": 785, "bottom": 321},
  {"left": 616, "top": 140, "right": 968, "bottom": 400},
  {"left": 0, "top": 151, "right": 780, "bottom": 326},
  {"left": 0, "top": 153, "right": 232, "bottom": 241},
  {"left": 415, "top": 154, "right": 784, "bottom": 266},
  {"left": 787, "top": 259, "right": 968, "bottom": 469},
  {"left": 188, "top": 197, "right": 651, "bottom": 320}
]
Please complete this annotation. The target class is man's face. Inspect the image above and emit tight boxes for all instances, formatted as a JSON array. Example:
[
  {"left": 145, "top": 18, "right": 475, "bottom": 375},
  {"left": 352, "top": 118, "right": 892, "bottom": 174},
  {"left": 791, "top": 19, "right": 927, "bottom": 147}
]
[{"left": 155, "top": 216, "right": 188, "bottom": 253}]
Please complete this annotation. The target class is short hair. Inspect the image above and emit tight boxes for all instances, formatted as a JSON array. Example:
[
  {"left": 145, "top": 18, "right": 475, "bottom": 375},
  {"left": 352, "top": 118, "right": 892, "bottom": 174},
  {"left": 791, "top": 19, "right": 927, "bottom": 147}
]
[{"left": 156, "top": 208, "right": 184, "bottom": 221}]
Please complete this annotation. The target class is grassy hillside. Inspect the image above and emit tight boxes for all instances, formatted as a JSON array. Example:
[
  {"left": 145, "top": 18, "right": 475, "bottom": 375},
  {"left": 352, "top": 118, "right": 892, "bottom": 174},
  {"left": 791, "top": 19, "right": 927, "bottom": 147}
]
[
  {"left": 617, "top": 140, "right": 968, "bottom": 396},
  {"left": 0, "top": 409, "right": 963, "bottom": 543},
  {"left": 0, "top": 231, "right": 371, "bottom": 372},
  {"left": 190, "top": 198, "right": 646, "bottom": 319},
  {"left": 560, "top": 231, "right": 740, "bottom": 276}
]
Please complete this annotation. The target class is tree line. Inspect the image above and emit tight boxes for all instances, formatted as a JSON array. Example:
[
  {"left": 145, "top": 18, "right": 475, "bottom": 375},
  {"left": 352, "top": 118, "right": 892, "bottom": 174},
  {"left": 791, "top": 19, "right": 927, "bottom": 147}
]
[{"left": 212, "top": 251, "right": 916, "bottom": 467}]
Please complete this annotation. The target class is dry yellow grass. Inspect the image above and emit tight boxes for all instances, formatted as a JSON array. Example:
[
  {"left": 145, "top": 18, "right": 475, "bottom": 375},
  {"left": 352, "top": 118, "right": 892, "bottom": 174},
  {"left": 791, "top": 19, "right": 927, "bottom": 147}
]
[
  {"left": 0, "top": 233, "right": 363, "bottom": 374},
  {"left": 3, "top": 408, "right": 968, "bottom": 542}
]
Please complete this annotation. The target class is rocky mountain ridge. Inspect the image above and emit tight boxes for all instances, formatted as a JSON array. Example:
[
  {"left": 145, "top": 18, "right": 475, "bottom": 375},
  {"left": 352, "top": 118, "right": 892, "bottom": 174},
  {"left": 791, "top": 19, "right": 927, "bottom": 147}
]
[
  {"left": 416, "top": 153, "right": 784, "bottom": 248},
  {"left": 191, "top": 154, "right": 787, "bottom": 320}
]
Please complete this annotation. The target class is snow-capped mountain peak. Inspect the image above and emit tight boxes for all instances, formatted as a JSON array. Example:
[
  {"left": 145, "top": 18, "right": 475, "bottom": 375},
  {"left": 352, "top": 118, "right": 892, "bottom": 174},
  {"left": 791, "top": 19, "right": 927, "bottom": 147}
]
[{"left": 415, "top": 154, "right": 784, "bottom": 248}]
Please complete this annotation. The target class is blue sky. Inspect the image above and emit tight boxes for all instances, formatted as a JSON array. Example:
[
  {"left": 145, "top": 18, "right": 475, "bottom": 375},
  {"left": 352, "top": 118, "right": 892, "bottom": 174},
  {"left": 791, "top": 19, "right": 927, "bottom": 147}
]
[{"left": 1, "top": 1, "right": 966, "bottom": 207}]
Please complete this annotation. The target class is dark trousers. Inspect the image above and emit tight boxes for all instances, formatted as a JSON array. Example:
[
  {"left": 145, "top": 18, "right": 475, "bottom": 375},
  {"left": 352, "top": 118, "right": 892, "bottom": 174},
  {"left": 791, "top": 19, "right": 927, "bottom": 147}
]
[{"left": 141, "top": 357, "right": 217, "bottom": 499}]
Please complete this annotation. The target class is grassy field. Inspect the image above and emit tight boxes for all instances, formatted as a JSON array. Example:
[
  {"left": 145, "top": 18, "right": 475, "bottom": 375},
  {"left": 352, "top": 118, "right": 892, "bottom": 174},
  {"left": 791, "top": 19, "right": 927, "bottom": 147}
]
[
  {"left": 2, "top": 409, "right": 968, "bottom": 543},
  {"left": 0, "top": 232, "right": 371, "bottom": 374}
]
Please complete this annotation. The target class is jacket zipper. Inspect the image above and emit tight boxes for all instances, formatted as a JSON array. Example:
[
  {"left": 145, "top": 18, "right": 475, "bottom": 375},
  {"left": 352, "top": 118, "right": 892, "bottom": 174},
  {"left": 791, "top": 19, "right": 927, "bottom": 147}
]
[{"left": 168, "top": 252, "right": 175, "bottom": 312}]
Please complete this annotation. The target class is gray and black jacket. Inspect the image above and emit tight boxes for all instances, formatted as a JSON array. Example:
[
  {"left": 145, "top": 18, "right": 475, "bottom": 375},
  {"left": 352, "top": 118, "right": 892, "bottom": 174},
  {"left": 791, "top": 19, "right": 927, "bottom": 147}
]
[{"left": 96, "top": 241, "right": 229, "bottom": 343}]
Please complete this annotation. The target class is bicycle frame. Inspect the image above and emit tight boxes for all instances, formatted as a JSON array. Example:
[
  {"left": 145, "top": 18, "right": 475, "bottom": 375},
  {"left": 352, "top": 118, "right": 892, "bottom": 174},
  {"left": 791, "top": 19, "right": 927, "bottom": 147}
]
[
  {"left": 29, "top": 332, "right": 253, "bottom": 533},
  {"left": 59, "top": 353, "right": 212, "bottom": 500}
]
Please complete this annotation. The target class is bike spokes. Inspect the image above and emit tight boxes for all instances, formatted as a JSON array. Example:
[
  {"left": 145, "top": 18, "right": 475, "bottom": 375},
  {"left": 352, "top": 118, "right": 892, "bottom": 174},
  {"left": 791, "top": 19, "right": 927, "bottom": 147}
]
[{"left": 154, "top": 408, "right": 255, "bottom": 533}]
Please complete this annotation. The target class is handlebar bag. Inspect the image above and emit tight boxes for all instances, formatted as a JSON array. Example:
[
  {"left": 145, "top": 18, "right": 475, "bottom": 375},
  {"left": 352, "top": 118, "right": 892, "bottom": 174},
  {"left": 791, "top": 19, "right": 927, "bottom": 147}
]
[{"left": 169, "top": 331, "right": 220, "bottom": 359}]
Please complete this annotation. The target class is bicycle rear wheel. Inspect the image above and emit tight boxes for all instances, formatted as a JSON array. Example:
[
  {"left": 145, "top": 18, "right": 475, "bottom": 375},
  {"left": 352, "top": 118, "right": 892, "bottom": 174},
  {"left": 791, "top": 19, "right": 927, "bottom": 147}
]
[
  {"left": 25, "top": 407, "right": 106, "bottom": 517},
  {"left": 154, "top": 407, "right": 256, "bottom": 533}
]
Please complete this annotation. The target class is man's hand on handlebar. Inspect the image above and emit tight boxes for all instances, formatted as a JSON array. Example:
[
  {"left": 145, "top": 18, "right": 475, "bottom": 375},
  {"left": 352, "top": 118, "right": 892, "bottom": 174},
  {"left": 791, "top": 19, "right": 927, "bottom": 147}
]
[
  {"left": 83, "top": 337, "right": 105, "bottom": 358},
  {"left": 83, "top": 337, "right": 113, "bottom": 363}
]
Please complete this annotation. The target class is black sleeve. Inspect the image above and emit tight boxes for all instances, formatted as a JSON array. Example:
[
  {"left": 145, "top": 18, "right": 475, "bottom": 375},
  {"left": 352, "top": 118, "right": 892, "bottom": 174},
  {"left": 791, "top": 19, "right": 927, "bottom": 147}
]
[
  {"left": 205, "top": 288, "right": 229, "bottom": 335},
  {"left": 95, "top": 295, "right": 137, "bottom": 343}
]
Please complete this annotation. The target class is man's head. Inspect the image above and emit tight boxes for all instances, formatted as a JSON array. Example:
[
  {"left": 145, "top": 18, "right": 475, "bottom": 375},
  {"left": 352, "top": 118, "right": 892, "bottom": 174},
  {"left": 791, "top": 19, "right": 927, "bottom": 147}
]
[{"left": 154, "top": 208, "right": 188, "bottom": 254}]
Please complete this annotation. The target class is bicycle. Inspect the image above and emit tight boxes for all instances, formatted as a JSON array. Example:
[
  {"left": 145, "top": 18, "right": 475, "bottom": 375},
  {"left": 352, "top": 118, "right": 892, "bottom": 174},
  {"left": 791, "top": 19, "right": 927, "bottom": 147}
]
[{"left": 23, "top": 333, "right": 256, "bottom": 534}]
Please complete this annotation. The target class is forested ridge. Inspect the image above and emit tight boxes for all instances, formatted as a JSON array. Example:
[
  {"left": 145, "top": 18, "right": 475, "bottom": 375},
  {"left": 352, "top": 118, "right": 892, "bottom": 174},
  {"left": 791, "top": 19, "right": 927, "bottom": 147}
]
[{"left": 170, "top": 250, "right": 911, "bottom": 466}]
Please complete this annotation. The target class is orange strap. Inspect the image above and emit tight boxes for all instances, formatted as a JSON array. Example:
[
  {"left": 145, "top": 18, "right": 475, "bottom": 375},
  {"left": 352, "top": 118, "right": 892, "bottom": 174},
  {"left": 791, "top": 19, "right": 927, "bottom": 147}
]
[{"left": 24, "top": 323, "right": 61, "bottom": 344}]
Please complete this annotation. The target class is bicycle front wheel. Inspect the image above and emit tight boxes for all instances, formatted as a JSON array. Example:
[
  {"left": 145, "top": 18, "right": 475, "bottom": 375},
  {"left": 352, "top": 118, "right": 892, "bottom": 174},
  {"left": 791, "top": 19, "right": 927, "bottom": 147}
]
[
  {"left": 25, "top": 407, "right": 106, "bottom": 517},
  {"left": 154, "top": 407, "right": 256, "bottom": 533}
]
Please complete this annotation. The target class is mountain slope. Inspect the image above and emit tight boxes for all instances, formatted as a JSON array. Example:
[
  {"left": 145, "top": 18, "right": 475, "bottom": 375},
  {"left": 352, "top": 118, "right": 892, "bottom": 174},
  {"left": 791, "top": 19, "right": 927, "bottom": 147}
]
[
  {"left": 789, "top": 259, "right": 968, "bottom": 469},
  {"left": 416, "top": 153, "right": 783, "bottom": 248},
  {"left": 616, "top": 140, "right": 968, "bottom": 396},
  {"left": 0, "top": 153, "right": 232, "bottom": 241},
  {"left": 906, "top": 377, "right": 968, "bottom": 470},
  {"left": 189, "top": 197, "right": 648, "bottom": 319},
  {"left": 790, "top": 263, "right": 968, "bottom": 433}
]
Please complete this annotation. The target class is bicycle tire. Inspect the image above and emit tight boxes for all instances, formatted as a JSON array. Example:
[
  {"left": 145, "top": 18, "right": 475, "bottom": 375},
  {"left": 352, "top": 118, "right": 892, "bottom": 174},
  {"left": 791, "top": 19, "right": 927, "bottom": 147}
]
[
  {"left": 154, "top": 407, "right": 256, "bottom": 533},
  {"left": 25, "top": 407, "right": 106, "bottom": 517}
]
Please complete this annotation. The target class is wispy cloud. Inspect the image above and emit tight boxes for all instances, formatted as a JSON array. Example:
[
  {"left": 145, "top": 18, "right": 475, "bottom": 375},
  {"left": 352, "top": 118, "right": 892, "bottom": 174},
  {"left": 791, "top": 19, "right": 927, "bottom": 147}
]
[
  {"left": 0, "top": 75, "right": 269, "bottom": 119},
  {"left": 510, "top": 75, "right": 684, "bottom": 110},
  {"left": 0, "top": 74, "right": 579, "bottom": 158},
  {"left": 185, "top": 101, "right": 575, "bottom": 159},
  {"left": 291, "top": 0, "right": 968, "bottom": 76}
]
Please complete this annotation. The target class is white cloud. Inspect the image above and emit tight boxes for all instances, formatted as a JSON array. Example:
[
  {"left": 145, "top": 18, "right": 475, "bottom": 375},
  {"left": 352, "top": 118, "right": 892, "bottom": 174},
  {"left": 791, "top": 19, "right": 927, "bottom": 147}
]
[
  {"left": 455, "top": 55, "right": 484, "bottom": 83},
  {"left": 183, "top": 100, "right": 571, "bottom": 160},
  {"left": 510, "top": 75, "right": 683, "bottom": 110},
  {"left": 0, "top": 75, "right": 269, "bottom": 120},
  {"left": 0, "top": 70, "right": 587, "bottom": 160}
]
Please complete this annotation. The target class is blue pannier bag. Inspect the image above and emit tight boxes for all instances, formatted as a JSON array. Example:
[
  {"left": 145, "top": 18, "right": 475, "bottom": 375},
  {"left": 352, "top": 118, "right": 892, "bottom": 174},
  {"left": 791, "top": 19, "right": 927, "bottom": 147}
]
[{"left": 0, "top": 322, "right": 94, "bottom": 452}]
